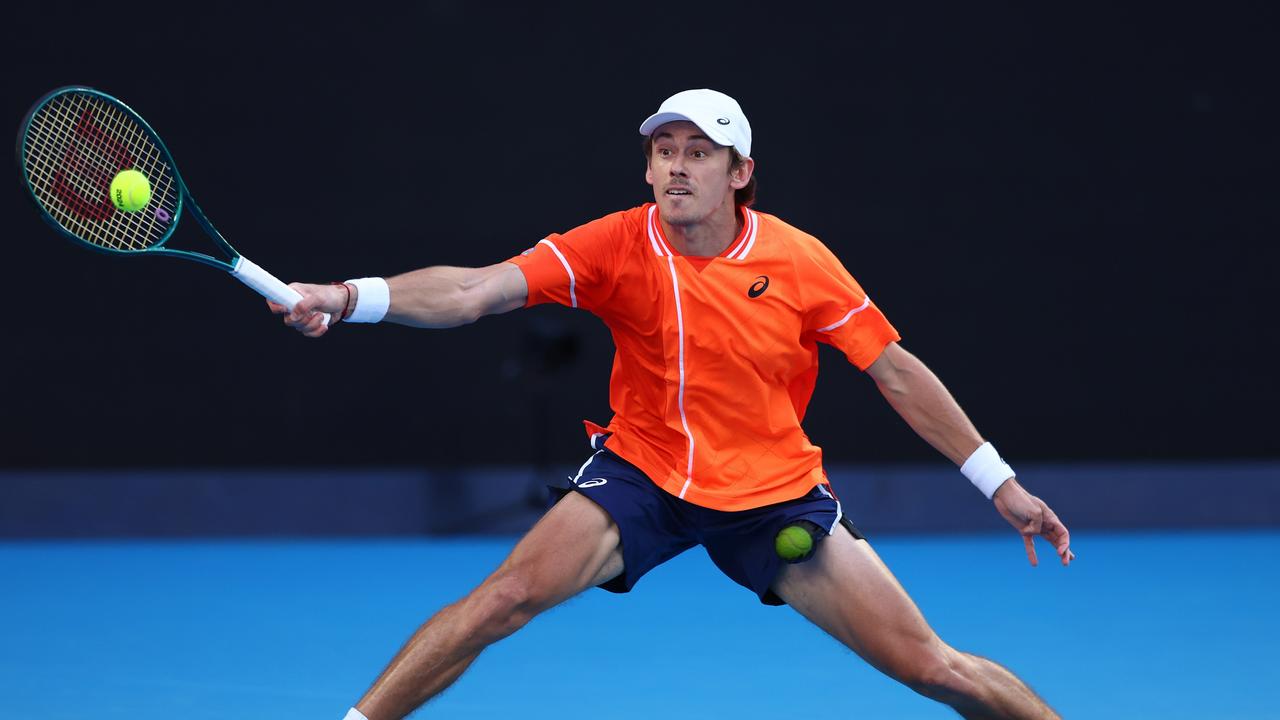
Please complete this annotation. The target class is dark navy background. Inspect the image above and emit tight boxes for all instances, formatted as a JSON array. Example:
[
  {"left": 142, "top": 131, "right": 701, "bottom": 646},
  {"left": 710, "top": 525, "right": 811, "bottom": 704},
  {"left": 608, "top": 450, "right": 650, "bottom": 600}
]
[{"left": 4, "top": 5, "right": 1277, "bottom": 469}]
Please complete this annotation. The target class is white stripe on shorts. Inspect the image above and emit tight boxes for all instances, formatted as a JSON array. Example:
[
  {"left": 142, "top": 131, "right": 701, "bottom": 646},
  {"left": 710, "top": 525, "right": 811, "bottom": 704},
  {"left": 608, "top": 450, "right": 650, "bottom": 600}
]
[
  {"left": 815, "top": 483, "right": 844, "bottom": 535},
  {"left": 569, "top": 451, "right": 604, "bottom": 485}
]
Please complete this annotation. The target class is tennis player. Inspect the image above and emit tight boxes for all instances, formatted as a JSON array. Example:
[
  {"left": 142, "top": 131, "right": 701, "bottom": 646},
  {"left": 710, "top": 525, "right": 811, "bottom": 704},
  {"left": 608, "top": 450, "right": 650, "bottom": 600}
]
[{"left": 275, "top": 89, "right": 1074, "bottom": 720}]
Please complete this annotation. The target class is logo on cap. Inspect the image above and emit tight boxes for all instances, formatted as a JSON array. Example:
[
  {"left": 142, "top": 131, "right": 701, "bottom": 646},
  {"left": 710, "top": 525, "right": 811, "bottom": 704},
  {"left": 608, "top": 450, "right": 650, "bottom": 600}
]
[{"left": 717, "top": 118, "right": 731, "bottom": 125}]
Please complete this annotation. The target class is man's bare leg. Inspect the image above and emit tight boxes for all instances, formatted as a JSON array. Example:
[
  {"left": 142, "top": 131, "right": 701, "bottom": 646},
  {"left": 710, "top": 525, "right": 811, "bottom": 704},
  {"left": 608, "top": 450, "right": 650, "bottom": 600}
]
[
  {"left": 773, "top": 528, "right": 1058, "bottom": 720},
  {"left": 355, "top": 492, "right": 623, "bottom": 720}
]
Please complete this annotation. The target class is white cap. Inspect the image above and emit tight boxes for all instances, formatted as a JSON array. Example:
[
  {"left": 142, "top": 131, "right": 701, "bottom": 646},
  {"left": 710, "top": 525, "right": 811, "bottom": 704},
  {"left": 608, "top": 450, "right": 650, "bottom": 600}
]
[{"left": 638, "top": 89, "right": 752, "bottom": 158}]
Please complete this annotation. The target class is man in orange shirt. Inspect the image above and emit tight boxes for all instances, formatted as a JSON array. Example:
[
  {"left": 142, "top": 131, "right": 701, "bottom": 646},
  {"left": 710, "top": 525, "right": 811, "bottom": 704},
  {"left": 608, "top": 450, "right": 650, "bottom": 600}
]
[{"left": 276, "top": 89, "right": 1074, "bottom": 720}]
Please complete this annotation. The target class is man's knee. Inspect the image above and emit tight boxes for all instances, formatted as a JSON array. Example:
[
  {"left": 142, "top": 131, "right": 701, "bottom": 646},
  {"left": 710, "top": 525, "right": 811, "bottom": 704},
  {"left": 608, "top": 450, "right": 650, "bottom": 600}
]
[
  {"left": 465, "top": 570, "right": 544, "bottom": 641},
  {"left": 893, "top": 644, "right": 972, "bottom": 702}
]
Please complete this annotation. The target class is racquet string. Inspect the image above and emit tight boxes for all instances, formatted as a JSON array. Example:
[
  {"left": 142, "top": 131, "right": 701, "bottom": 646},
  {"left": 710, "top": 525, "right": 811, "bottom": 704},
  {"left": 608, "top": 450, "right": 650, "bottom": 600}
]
[{"left": 22, "top": 91, "right": 180, "bottom": 252}]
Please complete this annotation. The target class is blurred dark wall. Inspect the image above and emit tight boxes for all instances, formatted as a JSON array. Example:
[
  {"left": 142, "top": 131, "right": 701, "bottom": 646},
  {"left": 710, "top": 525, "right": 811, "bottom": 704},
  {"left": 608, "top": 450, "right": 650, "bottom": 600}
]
[{"left": 3, "top": 5, "right": 1276, "bottom": 468}]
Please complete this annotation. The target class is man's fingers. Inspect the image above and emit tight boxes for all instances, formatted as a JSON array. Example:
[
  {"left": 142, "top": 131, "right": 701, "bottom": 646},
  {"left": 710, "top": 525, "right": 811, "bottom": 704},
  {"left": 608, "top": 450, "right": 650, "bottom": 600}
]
[
  {"left": 1048, "top": 526, "right": 1071, "bottom": 566},
  {"left": 1021, "top": 516, "right": 1043, "bottom": 538},
  {"left": 997, "top": 490, "right": 1071, "bottom": 568},
  {"left": 1054, "top": 534, "right": 1072, "bottom": 566},
  {"left": 266, "top": 282, "right": 336, "bottom": 338},
  {"left": 289, "top": 296, "right": 316, "bottom": 320},
  {"left": 1040, "top": 509, "right": 1072, "bottom": 566},
  {"left": 302, "top": 312, "right": 328, "bottom": 337},
  {"left": 1055, "top": 543, "right": 1074, "bottom": 566},
  {"left": 287, "top": 301, "right": 323, "bottom": 327},
  {"left": 282, "top": 306, "right": 321, "bottom": 333}
]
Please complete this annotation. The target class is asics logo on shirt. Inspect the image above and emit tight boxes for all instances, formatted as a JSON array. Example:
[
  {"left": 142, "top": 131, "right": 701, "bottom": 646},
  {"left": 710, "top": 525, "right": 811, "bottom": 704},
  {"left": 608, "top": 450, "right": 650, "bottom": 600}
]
[
  {"left": 578, "top": 478, "right": 608, "bottom": 488},
  {"left": 747, "top": 275, "right": 770, "bottom": 298}
]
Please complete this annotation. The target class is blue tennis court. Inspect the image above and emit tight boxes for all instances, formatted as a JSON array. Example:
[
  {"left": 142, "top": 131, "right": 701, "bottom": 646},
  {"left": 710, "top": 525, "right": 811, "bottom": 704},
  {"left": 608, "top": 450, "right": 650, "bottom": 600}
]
[{"left": 2, "top": 530, "right": 1275, "bottom": 718}]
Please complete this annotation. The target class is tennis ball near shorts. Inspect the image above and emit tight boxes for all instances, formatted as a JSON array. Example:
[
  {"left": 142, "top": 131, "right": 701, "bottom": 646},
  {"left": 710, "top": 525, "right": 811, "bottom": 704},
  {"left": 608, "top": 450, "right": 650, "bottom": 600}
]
[
  {"left": 775, "top": 523, "right": 816, "bottom": 563},
  {"left": 110, "top": 169, "right": 151, "bottom": 212}
]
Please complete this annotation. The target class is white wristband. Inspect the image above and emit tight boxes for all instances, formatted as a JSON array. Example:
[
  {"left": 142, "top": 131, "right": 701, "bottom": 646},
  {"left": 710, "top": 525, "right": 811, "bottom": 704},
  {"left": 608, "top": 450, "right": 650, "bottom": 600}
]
[
  {"left": 961, "top": 442, "right": 1015, "bottom": 500},
  {"left": 342, "top": 709, "right": 369, "bottom": 720},
  {"left": 345, "top": 277, "right": 390, "bottom": 323}
]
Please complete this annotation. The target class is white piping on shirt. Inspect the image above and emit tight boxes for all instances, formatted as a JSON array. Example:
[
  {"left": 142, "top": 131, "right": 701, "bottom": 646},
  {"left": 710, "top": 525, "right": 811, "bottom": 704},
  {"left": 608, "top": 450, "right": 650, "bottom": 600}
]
[
  {"left": 664, "top": 254, "right": 696, "bottom": 498},
  {"left": 538, "top": 238, "right": 577, "bottom": 308},
  {"left": 726, "top": 209, "right": 759, "bottom": 260},
  {"left": 646, "top": 206, "right": 672, "bottom": 257},
  {"left": 817, "top": 296, "right": 872, "bottom": 333}
]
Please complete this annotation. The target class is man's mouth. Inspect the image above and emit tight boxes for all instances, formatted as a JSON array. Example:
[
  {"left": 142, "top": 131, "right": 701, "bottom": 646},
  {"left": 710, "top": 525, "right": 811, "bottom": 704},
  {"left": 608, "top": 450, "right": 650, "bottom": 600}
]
[{"left": 666, "top": 187, "right": 692, "bottom": 196}]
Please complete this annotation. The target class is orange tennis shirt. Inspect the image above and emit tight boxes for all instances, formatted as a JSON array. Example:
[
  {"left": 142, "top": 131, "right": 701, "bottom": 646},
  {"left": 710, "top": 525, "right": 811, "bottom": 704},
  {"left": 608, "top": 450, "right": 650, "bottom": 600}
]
[{"left": 506, "top": 204, "right": 900, "bottom": 511}]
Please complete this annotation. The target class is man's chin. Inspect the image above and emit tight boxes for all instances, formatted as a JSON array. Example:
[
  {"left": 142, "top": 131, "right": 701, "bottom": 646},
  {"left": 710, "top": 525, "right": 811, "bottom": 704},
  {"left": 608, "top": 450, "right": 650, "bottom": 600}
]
[{"left": 658, "top": 200, "right": 699, "bottom": 226}]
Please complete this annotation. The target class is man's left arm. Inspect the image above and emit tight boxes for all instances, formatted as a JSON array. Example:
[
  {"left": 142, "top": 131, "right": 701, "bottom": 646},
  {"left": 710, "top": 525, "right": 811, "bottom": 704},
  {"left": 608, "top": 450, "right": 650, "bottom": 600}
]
[{"left": 865, "top": 342, "right": 1075, "bottom": 566}]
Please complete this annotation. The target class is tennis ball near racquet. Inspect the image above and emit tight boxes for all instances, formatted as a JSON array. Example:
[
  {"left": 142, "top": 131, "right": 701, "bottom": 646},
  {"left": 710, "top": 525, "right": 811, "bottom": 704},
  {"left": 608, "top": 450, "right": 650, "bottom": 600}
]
[
  {"left": 775, "top": 523, "right": 815, "bottom": 563},
  {"left": 109, "top": 169, "right": 151, "bottom": 212}
]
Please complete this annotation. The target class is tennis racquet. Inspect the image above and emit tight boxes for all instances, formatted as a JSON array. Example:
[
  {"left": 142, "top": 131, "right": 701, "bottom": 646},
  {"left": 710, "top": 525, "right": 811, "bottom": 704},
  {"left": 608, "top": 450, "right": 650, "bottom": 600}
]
[{"left": 16, "top": 86, "right": 327, "bottom": 325}]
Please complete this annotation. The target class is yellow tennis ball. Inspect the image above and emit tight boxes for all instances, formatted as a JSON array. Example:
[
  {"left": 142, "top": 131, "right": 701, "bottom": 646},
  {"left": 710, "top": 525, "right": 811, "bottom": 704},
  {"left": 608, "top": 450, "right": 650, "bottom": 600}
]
[
  {"left": 110, "top": 169, "right": 151, "bottom": 212},
  {"left": 775, "top": 523, "right": 815, "bottom": 563}
]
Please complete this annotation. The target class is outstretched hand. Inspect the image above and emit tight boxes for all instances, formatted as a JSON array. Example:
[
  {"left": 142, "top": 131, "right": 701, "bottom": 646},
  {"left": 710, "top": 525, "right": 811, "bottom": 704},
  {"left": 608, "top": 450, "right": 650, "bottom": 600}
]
[
  {"left": 992, "top": 478, "right": 1074, "bottom": 567},
  {"left": 267, "top": 282, "right": 348, "bottom": 338}
]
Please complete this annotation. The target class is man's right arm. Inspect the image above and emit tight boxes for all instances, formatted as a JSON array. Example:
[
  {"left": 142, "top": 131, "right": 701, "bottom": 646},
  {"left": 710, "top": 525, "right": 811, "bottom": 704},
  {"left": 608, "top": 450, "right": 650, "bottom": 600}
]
[{"left": 273, "top": 262, "right": 528, "bottom": 337}]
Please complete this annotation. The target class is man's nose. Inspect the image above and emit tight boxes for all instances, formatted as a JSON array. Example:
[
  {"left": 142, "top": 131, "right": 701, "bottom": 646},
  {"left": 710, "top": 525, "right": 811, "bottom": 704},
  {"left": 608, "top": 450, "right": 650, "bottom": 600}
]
[{"left": 669, "top": 154, "right": 688, "bottom": 176}]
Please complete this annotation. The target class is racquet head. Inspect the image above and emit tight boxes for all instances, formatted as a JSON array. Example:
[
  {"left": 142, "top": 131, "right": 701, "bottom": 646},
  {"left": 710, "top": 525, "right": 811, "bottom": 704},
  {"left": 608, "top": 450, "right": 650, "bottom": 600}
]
[{"left": 17, "top": 87, "right": 184, "bottom": 255}]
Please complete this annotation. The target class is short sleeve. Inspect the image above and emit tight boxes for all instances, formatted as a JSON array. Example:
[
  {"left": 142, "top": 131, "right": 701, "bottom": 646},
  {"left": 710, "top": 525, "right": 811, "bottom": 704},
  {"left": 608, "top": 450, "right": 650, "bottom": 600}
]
[
  {"left": 505, "top": 212, "right": 625, "bottom": 312},
  {"left": 798, "top": 241, "right": 901, "bottom": 370}
]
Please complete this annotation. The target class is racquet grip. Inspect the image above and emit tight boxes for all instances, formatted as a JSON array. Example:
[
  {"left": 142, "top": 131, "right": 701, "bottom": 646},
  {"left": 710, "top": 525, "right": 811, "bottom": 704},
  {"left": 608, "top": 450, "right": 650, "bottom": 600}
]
[{"left": 231, "top": 256, "right": 331, "bottom": 327}]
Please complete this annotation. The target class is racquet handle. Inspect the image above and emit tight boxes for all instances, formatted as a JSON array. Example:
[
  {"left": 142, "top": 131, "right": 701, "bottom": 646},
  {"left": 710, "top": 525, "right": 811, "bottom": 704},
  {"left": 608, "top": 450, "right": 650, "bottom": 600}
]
[{"left": 231, "top": 256, "right": 331, "bottom": 327}]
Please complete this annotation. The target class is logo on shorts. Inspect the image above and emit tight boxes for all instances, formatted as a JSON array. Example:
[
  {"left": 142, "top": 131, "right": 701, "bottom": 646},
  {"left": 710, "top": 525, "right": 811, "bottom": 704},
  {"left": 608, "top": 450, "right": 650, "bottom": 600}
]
[
  {"left": 748, "top": 275, "right": 770, "bottom": 298},
  {"left": 578, "top": 478, "right": 608, "bottom": 488}
]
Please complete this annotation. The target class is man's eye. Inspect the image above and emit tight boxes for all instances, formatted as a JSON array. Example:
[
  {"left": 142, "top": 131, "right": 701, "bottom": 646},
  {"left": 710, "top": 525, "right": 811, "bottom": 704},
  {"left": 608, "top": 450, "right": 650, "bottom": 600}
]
[{"left": 692, "top": 150, "right": 707, "bottom": 159}]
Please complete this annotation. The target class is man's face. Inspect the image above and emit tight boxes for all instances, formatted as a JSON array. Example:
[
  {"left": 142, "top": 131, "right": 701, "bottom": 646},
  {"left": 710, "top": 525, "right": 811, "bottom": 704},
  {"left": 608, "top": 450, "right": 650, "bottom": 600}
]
[{"left": 645, "top": 121, "right": 749, "bottom": 227}]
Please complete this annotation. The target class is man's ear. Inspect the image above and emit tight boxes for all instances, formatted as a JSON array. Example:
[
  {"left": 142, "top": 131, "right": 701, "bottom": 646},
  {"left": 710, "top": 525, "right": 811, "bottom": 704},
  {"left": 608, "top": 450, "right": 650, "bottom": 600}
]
[{"left": 729, "top": 156, "right": 755, "bottom": 189}]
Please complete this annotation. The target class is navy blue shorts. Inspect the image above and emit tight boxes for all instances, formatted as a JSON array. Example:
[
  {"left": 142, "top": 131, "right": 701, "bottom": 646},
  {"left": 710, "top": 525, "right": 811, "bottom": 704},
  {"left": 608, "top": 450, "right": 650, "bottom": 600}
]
[{"left": 549, "top": 442, "right": 865, "bottom": 606}]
